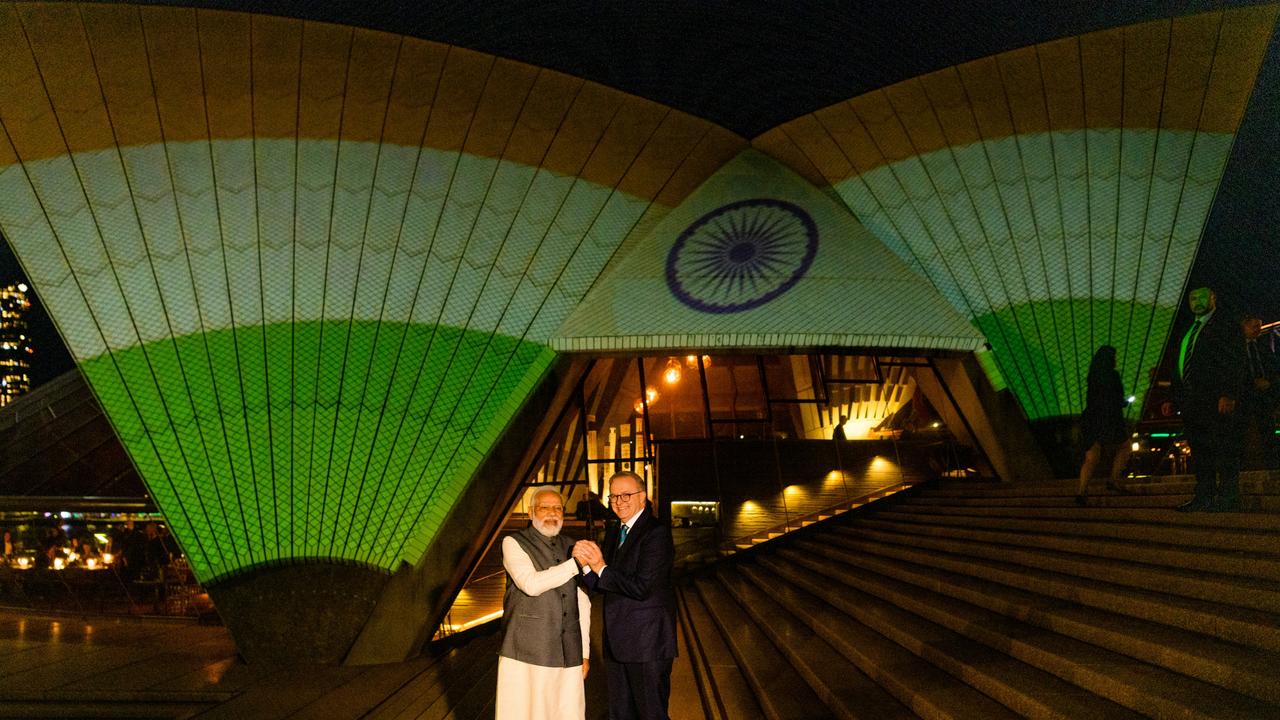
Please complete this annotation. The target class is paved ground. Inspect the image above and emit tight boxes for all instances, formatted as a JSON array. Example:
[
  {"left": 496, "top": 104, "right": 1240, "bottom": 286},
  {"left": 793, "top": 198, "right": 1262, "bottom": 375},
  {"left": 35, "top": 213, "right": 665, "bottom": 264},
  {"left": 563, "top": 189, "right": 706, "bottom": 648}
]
[{"left": 0, "top": 609, "right": 705, "bottom": 719}]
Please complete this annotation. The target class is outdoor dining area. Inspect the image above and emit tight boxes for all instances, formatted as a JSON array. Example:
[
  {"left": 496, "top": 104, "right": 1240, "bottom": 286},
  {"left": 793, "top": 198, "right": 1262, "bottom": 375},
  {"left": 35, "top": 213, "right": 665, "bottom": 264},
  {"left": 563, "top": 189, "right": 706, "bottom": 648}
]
[{"left": 1, "top": 514, "right": 210, "bottom": 618}]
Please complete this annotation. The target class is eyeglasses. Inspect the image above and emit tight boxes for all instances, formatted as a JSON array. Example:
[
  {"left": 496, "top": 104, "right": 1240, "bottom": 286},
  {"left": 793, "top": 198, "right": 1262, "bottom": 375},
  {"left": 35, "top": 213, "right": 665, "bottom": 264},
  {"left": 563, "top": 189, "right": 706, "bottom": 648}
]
[
  {"left": 609, "top": 490, "right": 644, "bottom": 504},
  {"left": 533, "top": 505, "right": 564, "bottom": 515}
]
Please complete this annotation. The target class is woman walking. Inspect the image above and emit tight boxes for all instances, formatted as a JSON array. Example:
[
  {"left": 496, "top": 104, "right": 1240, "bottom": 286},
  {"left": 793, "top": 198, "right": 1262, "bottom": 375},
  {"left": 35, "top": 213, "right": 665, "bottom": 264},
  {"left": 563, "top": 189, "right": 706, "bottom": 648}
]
[{"left": 1076, "top": 345, "right": 1130, "bottom": 505}]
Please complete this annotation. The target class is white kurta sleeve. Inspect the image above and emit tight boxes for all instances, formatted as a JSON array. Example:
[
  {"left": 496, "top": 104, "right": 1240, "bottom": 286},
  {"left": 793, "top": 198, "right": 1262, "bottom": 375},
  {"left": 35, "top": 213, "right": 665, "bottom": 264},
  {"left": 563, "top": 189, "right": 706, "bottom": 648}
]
[
  {"left": 577, "top": 587, "right": 590, "bottom": 659},
  {"left": 502, "top": 535, "right": 579, "bottom": 597}
]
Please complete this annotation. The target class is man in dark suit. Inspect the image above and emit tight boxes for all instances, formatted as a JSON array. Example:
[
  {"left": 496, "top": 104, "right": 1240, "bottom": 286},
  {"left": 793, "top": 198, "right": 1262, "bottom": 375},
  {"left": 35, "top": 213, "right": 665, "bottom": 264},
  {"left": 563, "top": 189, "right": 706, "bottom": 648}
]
[
  {"left": 1166, "top": 287, "right": 1247, "bottom": 512},
  {"left": 573, "top": 471, "right": 676, "bottom": 720},
  {"left": 1241, "top": 313, "right": 1279, "bottom": 469}
]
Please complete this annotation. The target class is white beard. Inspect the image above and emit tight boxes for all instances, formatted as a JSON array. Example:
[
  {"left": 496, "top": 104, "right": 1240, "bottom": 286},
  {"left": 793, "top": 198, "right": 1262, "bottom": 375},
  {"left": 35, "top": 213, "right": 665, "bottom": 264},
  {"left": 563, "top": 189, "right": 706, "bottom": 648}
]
[{"left": 532, "top": 516, "right": 561, "bottom": 537}]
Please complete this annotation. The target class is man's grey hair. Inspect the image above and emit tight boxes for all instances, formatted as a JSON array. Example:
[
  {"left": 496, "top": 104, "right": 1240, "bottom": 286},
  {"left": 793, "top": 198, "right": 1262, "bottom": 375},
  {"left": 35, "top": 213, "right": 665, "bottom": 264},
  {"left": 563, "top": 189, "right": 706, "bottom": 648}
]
[
  {"left": 608, "top": 470, "right": 644, "bottom": 489},
  {"left": 526, "top": 486, "right": 564, "bottom": 510}
]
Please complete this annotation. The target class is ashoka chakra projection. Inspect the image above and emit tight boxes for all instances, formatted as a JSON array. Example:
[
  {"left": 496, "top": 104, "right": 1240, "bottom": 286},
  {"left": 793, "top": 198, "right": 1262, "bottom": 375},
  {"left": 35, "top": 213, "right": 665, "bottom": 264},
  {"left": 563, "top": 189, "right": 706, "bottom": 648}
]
[{"left": 666, "top": 199, "right": 819, "bottom": 314}]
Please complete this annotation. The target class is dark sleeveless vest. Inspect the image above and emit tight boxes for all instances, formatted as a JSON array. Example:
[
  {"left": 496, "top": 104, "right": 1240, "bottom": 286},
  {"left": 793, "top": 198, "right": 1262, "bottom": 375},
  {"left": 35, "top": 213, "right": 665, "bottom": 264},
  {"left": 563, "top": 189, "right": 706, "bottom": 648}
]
[{"left": 499, "top": 525, "right": 583, "bottom": 668}]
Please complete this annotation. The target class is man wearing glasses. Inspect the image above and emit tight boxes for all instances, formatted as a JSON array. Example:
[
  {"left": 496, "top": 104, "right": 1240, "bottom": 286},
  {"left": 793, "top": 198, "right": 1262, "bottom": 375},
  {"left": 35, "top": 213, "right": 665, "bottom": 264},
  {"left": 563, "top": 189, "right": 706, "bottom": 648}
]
[
  {"left": 496, "top": 488, "right": 591, "bottom": 720},
  {"left": 573, "top": 471, "right": 676, "bottom": 720}
]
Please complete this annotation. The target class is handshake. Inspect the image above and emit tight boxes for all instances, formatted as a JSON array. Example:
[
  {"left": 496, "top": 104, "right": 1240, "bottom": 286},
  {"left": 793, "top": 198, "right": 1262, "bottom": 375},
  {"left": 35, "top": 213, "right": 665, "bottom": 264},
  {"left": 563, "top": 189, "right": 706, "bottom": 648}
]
[{"left": 572, "top": 540, "right": 605, "bottom": 573}]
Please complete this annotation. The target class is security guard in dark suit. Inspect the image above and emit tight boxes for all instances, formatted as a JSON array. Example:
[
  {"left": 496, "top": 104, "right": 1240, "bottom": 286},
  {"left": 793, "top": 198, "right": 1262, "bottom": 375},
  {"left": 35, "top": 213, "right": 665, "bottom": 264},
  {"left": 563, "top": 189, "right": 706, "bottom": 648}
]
[{"left": 1167, "top": 288, "right": 1247, "bottom": 512}]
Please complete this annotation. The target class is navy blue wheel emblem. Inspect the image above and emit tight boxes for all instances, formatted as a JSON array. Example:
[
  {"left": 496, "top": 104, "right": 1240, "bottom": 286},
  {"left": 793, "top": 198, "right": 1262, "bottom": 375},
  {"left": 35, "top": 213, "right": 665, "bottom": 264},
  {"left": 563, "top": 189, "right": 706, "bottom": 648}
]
[{"left": 666, "top": 198, "right": 819, "bottom": 314}]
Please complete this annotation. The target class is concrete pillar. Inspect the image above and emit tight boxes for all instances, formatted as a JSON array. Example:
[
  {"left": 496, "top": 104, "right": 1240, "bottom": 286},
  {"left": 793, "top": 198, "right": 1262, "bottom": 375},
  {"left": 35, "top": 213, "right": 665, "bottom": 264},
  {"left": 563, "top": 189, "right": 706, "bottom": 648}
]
[{"left": 927, "top": 355, "right": 1053, "bottom": 482}]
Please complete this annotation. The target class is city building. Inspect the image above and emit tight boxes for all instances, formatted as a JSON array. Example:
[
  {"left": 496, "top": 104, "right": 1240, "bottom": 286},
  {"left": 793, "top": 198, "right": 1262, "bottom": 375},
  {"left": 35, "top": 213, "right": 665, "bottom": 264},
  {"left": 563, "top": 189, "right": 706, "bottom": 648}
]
[{"left": 0, "top": 282, "right": 32, "bottom": 406}]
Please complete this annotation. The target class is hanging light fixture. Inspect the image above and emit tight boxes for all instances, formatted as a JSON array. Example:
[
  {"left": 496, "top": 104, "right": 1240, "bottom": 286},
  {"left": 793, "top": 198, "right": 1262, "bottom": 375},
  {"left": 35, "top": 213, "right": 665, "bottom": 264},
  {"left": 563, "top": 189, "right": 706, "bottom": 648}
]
[
  {"left": 646, "top": 387, "right": 659, "bottom": 404},
  {"left": 685, "top": 354, "right": 712, "bottom": 369},
  {"left": 663, "top": 358, "right": 682, "bottom": 384}
]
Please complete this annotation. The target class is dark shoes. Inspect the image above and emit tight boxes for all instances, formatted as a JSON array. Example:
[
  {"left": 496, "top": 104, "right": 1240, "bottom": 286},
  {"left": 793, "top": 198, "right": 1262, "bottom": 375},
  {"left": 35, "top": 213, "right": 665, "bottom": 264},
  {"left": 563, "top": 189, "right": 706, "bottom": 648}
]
[{"left": 1176, "top": 497, "right": 1214, "bottom": 512}]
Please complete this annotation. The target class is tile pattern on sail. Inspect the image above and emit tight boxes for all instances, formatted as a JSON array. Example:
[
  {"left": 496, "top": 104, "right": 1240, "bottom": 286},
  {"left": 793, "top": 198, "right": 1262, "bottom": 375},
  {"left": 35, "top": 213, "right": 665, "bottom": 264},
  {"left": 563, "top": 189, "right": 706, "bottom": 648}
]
[
  {"left": 754, "top": 6, "right": 1277, "bottom": 419},
  {"left": 0, "top": 2, "right": 743, "bottom": 580}
]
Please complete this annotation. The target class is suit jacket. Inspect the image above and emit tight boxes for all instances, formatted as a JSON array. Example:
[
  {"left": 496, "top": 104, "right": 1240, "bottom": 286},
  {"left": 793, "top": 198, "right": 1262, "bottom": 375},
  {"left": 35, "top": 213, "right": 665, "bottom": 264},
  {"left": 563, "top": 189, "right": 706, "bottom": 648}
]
[
  {"left": 1243, "top": 337, "right": 1280, "bottom": 412},
  {"left": 582, "top": 506, "right": 677, "bottom": 663},
  {"left": 1174, "top": 311, "right": 1246, "bottom": 423}
]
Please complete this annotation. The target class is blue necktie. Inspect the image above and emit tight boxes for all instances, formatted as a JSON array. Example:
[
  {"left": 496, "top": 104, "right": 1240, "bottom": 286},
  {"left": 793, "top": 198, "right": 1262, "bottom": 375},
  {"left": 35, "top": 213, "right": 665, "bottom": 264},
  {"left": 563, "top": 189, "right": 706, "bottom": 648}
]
[{"left": 618, "top": 524, "right": 628, "bottom": 547}]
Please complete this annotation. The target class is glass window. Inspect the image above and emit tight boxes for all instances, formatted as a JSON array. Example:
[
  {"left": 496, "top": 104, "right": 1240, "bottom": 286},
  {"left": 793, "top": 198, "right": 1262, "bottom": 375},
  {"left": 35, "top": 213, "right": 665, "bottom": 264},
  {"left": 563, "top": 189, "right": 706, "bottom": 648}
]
[
  {"left": 640, "top": 356, "right": 707, "bottom": 440},
  {"left": 703, "top": 355, "right": 766, "bottom": 424}
]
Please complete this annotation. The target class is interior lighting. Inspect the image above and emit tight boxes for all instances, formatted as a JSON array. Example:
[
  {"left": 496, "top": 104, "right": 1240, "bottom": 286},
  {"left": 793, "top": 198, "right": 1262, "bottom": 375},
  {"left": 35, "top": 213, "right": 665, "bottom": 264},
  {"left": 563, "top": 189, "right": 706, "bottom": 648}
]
[
  {"left": 646, "top": 388, "right": 659, "bottom": 404},
  {"left": 52, "top": 558, "right": 64, "bottom": 570},
  {"left": 686, "top": 354, "right": 711, "bottom": 369},
  {"left": 15, "top": 283, "right": 25, "bottom": 292},
  {"left": 16, "top": 557, "right": 29, "bottom": 568},
  {"left": 842, "top": 418, "right": 878, "bottom": 439},
  {"left": 1131, "top": 441, "right": 1141, "bottom": 452},
  {"left": 663, "top": 359, "right": 682, "bottom": 385}
]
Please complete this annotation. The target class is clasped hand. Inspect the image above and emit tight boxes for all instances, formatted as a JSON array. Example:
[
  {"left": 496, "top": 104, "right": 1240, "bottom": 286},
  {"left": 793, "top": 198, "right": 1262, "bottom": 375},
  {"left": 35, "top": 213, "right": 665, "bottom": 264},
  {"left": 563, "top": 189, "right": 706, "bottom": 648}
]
[{"left": 572, "top": 540, "right": 604, "bottom": 572}]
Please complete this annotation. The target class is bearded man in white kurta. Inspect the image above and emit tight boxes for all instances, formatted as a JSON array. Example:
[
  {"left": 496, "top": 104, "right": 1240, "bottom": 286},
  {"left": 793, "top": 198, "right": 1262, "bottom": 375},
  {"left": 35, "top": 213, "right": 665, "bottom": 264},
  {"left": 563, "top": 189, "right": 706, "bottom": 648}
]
[{"left": 495, "top": 487, "right": 591, "bottom": 720}]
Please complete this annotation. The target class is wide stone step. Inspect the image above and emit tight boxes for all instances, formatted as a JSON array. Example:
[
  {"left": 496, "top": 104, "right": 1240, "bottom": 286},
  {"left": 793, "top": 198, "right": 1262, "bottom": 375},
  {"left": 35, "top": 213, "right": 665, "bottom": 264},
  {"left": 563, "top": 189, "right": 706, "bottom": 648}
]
[
  {"left": 901, "top": 493, "right": 1280, "bottom": 512},
  {"left": 676, "top": 585, "right": 764, "bottom": 720},
  {"left": 789, "top": 539, "right": 1280, "bottom": 703},
  {"left": 755, "top": 555, "right": 1152, "bottom": 719},
  {"left": 713, "top": 566, "right": 914, "bottom": 719},
  {"left": 365, "top": 633, "right": 500, "bottom": 720},
  {"left": 807, "top": 528, "right": 1280, "bottom": 653},
  {"left": 855, "top": 516, "right": 1280, "bottom": 581},
  {"left": 773, "top": 548, "right": 1275, "bottom": 719},
  {"left": 693, "top": 576, "right": 827, "bottom": 719},
  {"left": 728, "top": 564, "right": 1027, "bottom": 720},
  {"left": 832, "top": 525, "right": 1280, "bottom": 613},
  {"left": 919, "top": 474, "right": 1280, "bottom": 499},
  {"left": 884, "top": 500, "right": 1280, "bottom": 532},
  {"left": 873, "top": 508, "right": 1280, "bottom": 553}
]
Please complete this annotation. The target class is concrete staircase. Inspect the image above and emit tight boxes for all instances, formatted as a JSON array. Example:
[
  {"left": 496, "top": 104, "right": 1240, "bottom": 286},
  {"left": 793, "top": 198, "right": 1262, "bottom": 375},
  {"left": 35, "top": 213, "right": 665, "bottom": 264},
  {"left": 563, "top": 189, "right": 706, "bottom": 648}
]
[{"left": 678, "top": 473, "right": 1280, "bottom": 719}]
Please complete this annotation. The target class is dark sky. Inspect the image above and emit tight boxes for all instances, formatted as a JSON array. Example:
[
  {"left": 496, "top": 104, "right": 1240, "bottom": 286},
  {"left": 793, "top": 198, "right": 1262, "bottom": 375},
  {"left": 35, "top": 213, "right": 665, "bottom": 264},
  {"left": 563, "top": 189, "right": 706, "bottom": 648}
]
[{"left": 1186, "top": 16, "right": 1280, "bottom": 326}]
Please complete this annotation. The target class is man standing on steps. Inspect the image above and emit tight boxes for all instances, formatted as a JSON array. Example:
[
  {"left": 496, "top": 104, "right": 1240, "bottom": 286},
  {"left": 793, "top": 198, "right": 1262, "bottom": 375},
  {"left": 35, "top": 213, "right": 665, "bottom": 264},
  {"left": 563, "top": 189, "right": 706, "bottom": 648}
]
[
  {"left": 573, "top": 470, "right": 676, "bottom": 720},
  {"left": 1240, "top": 313, "right": 1279, "bottom": 470},
  {"left": 496, "top": 487, "right": 590, "bottom": 720},
  {"left": 1165, "top": 287, "right": 1247, "bottom": 512}
]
